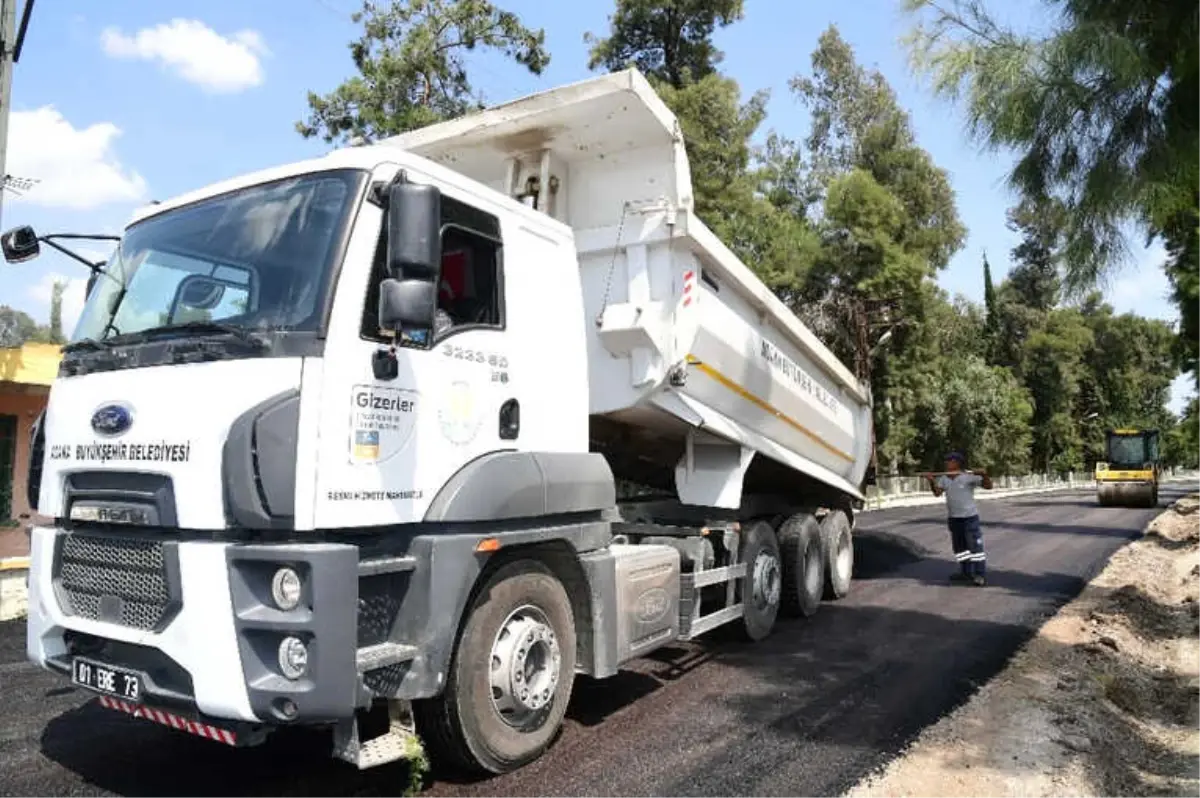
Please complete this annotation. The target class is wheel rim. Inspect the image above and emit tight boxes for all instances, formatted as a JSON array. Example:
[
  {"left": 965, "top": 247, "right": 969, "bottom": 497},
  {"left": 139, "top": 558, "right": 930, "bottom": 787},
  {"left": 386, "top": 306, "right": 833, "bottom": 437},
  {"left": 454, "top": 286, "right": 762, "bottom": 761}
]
[
  {"left": 752, "top": 550, "right": 781, "bottom": 609},
  {"left": 836, "top": 532, "right": 853, "bottom": 582},
  {"left": 804, "top": 542, "right": 822, "bottom": 597},
  {"left": 489, "top": 604, "right": 562, "bottom": 729}
]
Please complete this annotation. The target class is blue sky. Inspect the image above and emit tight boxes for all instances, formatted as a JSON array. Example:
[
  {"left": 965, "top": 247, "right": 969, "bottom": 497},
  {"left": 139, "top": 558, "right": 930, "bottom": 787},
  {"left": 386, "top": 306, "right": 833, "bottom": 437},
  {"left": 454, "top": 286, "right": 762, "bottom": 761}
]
[{"left": 0, "top": 0, "right": 1188, "bottom": 410}]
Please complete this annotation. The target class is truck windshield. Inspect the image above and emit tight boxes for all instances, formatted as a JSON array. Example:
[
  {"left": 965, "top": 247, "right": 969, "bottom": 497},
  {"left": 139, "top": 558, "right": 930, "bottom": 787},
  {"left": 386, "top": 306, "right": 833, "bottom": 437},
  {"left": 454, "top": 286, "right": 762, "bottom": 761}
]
[
  {"left": 72, "top": 169, "right": 364, "bottom": 345},
  {"left": 1107, "top": 435, "right": 1148, "bottom": 467}
]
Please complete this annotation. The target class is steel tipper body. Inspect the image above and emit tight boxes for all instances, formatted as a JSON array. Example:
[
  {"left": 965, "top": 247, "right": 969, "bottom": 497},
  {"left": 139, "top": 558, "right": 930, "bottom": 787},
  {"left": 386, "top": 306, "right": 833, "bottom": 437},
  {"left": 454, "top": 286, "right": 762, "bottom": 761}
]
[
  {"left": 1095, "top": 428, "right": 1161, "bottom": 507},
  {"left": 16, "top": 68, "right": 873, "bottom": 777}
]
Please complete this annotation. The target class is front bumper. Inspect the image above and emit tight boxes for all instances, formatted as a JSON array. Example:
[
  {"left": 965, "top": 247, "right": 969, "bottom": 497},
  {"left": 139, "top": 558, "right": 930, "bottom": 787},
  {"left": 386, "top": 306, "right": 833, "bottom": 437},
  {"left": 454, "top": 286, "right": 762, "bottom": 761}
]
[{"left": 26, "top": 526, "right": 359, "bottom": 724}]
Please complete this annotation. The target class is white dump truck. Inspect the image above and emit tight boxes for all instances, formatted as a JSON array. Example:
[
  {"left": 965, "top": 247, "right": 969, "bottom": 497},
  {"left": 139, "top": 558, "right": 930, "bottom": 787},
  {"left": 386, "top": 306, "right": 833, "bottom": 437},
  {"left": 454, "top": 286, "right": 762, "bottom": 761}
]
[{"left": 7, "top": 69, "right": 873, "bottom": 776}]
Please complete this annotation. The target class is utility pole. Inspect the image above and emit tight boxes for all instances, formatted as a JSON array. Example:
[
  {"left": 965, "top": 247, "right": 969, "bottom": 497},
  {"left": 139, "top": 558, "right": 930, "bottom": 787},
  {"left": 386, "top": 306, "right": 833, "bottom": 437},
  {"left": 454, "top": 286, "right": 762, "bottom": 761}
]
[
  {"left": 0, "top": 0, "right": 34, "bottom": 229},
  {"left": 0, "top": 0, "right": 17, "bottom": 229}
]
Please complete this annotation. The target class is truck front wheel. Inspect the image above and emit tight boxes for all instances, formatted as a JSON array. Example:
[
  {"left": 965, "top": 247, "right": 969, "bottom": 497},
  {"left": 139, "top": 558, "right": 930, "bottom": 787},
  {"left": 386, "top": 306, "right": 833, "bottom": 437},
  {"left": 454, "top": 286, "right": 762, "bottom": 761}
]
[
  {"left": 738, "top": 520, "right": 782, "bottom": 641},
  {"left": 415, "top": 559, "right": 577, "bottom": 775}
]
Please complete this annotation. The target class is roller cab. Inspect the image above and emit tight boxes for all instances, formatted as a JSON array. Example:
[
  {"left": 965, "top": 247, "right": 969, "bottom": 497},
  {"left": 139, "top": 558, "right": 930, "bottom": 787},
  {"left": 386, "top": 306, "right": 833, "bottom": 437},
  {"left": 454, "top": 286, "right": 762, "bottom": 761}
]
[{"left": 1096, "top": 428, "right": 1161, "bottom": 507}]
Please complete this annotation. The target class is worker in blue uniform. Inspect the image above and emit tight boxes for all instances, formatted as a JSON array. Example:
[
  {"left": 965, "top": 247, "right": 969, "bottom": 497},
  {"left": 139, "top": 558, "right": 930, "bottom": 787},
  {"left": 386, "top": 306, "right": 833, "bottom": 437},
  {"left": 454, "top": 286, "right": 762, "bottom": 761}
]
[{"left": 927, "top": 452, "right": 993, "bottom": 586}]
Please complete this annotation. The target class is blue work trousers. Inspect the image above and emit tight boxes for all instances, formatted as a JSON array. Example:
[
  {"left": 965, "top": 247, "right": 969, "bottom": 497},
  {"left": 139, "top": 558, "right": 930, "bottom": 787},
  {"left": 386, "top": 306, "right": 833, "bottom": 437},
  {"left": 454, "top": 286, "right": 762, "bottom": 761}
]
[{"left": 948, "top": 514, "right": 986, "bottom": 577}]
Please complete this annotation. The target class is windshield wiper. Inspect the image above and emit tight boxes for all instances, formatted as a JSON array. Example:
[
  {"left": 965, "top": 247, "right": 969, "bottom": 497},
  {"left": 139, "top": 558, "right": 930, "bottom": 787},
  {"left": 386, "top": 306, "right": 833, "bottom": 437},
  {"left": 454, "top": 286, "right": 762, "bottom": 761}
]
[
  {"left": 130, "top": 320, "right": 270, "bottom": 347},
  {"left": 61, "top": 338, "right": 117, "bottom": 354}
]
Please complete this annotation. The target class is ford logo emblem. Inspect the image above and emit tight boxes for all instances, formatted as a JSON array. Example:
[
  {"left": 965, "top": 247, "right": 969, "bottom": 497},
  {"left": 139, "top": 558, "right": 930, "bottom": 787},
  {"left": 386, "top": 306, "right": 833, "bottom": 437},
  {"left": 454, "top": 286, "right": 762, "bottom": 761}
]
[{"left": 91, "top": 403, "right": 133, "bottom": 437}]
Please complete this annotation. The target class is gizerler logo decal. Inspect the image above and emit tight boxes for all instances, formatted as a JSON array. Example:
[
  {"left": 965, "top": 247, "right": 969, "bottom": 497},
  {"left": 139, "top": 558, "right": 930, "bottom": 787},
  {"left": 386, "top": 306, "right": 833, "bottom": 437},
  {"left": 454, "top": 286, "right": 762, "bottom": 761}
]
[{"left": 348, "top": 385, "right": 418, "bottom": 465}]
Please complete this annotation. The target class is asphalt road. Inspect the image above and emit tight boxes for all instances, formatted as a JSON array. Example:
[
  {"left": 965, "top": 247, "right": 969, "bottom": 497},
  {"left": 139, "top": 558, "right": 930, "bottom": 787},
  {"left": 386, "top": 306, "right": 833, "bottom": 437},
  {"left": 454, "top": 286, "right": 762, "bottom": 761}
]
[{"left": 0, "top": 485, "right": 1189, "bottom": 797}]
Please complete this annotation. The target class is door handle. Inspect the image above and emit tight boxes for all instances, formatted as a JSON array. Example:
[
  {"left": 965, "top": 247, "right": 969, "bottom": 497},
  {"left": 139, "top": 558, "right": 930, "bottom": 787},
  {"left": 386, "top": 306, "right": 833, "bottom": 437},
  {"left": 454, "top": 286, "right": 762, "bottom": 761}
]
[{"left": 499, "top": 399, "right": 520, "bottom": 440}]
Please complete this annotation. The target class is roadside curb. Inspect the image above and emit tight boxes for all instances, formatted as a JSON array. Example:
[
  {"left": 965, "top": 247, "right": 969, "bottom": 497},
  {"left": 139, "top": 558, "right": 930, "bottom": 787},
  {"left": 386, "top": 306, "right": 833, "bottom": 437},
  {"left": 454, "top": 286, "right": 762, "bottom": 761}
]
[
  {"left": 0, "top": 556, "right": 30, "bottom": 622},
  {"left": 860, "top": 474, "right": 1197, "bottom": 513},
  {"left": 861, "top": 481, "right": 1092, "bottom": 512}
]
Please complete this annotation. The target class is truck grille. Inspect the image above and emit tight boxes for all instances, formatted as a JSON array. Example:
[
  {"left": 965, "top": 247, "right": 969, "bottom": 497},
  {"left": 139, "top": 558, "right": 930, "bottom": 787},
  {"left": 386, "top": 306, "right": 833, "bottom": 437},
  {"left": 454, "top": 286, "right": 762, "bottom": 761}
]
[{"left": 57, "top": 533, "right": 176, "bottom": 631}]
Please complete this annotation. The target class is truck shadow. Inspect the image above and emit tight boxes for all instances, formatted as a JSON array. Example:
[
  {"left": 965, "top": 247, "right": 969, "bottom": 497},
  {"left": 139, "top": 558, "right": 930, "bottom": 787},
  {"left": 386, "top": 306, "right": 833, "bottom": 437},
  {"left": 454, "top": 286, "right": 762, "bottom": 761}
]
[{"left": 850, "top": 530, "right": 932, "bottom": 580}]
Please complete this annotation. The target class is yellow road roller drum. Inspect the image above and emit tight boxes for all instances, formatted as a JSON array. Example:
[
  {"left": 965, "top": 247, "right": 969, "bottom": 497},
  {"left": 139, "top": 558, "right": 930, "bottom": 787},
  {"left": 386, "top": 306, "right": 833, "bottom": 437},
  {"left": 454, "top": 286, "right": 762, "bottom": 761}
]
[{"left": 1095, "top": 428, "right": 1161, "bottom": 507}]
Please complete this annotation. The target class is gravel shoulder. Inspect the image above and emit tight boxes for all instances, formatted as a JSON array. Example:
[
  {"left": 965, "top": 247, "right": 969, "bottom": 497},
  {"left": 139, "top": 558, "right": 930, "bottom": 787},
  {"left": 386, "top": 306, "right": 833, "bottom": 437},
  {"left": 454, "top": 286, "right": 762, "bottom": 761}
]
[{"left": 847, "top": 493, "right": 1200, "bottom": 798}]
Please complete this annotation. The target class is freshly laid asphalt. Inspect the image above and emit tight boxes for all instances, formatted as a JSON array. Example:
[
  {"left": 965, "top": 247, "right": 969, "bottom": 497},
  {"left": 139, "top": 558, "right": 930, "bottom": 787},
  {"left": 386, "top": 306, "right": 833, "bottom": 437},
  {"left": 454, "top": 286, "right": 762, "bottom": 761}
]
[{"left": 0, "top": 485, "right": 1189, "bottom": 797}]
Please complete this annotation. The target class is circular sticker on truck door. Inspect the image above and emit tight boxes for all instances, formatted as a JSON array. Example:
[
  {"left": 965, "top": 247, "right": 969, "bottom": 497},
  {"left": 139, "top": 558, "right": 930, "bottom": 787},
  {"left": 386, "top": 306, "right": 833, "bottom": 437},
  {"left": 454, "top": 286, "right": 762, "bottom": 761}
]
[
  {"left": 348, "top": 385, "right": 419, "bottom": 465},
  {"left": 438, "top": 380, "right": 483, "bottom": 445}
]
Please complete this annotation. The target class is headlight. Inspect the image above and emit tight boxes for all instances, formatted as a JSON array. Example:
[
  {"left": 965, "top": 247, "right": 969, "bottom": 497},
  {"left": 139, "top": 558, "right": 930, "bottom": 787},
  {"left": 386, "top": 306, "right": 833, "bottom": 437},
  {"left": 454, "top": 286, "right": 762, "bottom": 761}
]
[
  {"left": 277, "top": 636, "right": 308, "bottom": 680},
  {"left": 270, "top": 567, "right": 302, "bottom": 611}
]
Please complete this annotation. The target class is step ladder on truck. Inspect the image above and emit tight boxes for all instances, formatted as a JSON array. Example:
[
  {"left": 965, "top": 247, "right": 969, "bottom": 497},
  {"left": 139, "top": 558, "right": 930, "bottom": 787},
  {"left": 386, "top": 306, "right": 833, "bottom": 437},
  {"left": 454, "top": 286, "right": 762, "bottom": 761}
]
[{"left": 5, "top": 68, "right": 874, "bottom": 777}]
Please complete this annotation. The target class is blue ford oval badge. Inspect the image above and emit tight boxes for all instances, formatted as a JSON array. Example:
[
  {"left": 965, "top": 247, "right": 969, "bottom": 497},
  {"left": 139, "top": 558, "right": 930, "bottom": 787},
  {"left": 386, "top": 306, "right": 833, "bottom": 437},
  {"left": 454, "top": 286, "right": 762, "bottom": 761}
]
[{"left": 91, "top": 403, "right": 134, "bottom": 437}]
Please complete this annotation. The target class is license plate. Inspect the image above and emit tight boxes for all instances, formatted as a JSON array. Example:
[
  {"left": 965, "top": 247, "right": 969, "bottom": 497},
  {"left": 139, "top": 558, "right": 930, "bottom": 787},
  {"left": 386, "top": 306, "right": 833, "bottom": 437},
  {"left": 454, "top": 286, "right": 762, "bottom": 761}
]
[{"left": 72, "top": 657, "right": 142, "bottom": 701}]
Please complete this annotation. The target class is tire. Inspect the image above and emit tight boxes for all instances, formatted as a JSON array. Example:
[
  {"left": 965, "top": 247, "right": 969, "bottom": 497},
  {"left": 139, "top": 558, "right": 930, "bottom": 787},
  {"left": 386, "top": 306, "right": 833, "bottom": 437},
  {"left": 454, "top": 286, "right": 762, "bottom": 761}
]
[
  {"left": 776, "top": 513, "right": 824, "bottom": 618},
  {"left": 414, "top": 559, "right": 576, "bottom": 775},
  {"left": 737, "top": 520, "right": 782, "bottom": 641},
  {"left": 820, "top": 510, "right": 853, "bottom": 600}
]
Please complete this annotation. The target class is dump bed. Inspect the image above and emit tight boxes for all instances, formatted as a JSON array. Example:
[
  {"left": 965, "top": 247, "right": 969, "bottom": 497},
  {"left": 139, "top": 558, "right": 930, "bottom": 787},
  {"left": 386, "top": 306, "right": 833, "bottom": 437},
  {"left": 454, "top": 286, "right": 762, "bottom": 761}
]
[{"left": 382, "top": 69, "right": 873, "bottom": 502}]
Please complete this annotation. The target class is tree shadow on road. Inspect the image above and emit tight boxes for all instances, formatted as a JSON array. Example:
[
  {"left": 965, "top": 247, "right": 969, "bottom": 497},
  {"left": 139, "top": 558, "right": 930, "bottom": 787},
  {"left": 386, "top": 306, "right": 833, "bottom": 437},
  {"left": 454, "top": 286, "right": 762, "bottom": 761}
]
[
  {"left": 882, "top": 566, "right": 1088, "bottom": 600},
  {"left": 890, "top": 516, "right": 1144, "bottom": 541}
]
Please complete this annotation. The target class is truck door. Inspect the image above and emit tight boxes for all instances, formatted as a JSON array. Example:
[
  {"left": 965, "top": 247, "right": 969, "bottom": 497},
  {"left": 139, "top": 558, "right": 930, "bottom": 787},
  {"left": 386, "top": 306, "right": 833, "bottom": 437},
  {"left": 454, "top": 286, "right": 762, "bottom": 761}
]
[{"left": 311, "top": 164, "right": 516, "bottom": 529}]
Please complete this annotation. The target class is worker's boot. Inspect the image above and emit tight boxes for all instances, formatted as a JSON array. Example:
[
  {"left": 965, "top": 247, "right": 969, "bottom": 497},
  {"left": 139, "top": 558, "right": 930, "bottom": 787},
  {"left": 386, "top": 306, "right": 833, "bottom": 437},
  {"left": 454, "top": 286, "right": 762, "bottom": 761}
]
[
  {"left": 971, "top": 574, "right": 986, "bottom": 587},
  {"left": 949, "top": 572, "right": 973, "bottom": 584}
]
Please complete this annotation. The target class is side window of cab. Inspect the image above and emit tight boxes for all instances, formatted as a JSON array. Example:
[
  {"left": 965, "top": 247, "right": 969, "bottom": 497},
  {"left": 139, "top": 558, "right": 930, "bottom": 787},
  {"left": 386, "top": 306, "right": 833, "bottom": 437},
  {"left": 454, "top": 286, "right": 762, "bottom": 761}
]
[{"left": 360, "top": 193, "right": 504, "bottom": 344}]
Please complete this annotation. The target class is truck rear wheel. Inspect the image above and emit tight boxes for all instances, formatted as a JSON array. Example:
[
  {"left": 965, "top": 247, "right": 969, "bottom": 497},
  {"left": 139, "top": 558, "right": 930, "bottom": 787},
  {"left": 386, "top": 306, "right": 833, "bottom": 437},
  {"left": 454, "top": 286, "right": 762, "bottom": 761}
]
[
  {"left": 738, "top": 520, "right": 781, "bottom": 641},
  {"left": 414, "top": 559, "right": 576, "bottom": 775},
  {"left": 777, "top": 513, "right": 824, "bottom": 618},
  {"left": 820, "top": 510, "right": 853, "bottom": 600}
]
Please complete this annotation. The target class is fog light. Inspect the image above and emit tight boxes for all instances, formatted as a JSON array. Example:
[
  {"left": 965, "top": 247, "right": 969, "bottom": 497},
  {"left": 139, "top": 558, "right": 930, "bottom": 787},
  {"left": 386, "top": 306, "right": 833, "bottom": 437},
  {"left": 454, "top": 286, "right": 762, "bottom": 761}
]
[
  {"left": 270, "top": 567, "right": 302, "bottom": 611},
  {"left": 278, "top": 636, "right": 308, "bottom": 680}
]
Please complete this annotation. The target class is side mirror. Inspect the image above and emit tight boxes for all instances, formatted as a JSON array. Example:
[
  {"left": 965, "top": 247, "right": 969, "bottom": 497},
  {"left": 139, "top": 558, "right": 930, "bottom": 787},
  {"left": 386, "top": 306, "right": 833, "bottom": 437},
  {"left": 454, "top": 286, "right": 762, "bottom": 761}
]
[
  {"left": 386, "top": 181, "right": 440, "bottom": 281},
  {"left": 178, "top": 275, "right": 226, "bottom": 310},
  {"left": 1, "top": 225, "right": 41, "bottom": 263},
  {"left": 379, "top": 278, "right": 437, "bottom": 331},
  {"left": 379, "top": 179, "right": 441, "bottom": 334}
]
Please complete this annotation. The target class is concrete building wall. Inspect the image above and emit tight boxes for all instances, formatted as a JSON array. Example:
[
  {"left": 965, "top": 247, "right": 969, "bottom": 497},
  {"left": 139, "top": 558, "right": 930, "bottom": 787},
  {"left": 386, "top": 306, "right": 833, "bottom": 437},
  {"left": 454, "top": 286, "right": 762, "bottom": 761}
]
[
  {"left": 0, "top": 342, "right": 60, "bottom": 523},
  {"left": 0, "top": 388, "right": 48, "bottom": 521}
]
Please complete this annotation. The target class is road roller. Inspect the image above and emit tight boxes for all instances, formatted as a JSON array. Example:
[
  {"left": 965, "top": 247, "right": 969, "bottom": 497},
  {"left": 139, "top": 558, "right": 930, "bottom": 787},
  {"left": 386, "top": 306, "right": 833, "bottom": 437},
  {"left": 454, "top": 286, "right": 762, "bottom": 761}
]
[{"left": 1095, "top": 428, "right": 1161, "bottom": 507}]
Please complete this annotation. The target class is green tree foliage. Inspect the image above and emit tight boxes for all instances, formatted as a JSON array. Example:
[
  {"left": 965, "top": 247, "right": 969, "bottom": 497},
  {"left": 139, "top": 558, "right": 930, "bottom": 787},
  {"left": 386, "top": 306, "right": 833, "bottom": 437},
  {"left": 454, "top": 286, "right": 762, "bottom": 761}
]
[
  {"left": 586, "top": 1, "right": 818, "bottom": 294},
  {"left": 585, "top": 0, "right": 743, "bottom": 86},
  {"left": 1161, "top": 200, "right": 1198, "bottom": 384},
  {"left": 0, "top": 305, "right": 61, "bottom": 348},
  {"left": 790, "top": 28, "right": 965, "bottom": 363},
  {"left": 902, "top": 0, "right": 1198, "bottom": 281},
  {"left": 651, "top": 75, "right": 767, "bottom": 234},
  {"left": 48, "top": 280, "right": 66, "bottom": 345},
  {"left": 298, "top": 0, "right": 550, "bottom": 144},
  {"left": 1005, "top": 198, "right": 1064, "bottom": 311},
  {"left": 902, "top": 0, "right": 1199, "bottom": 380},
  {"left": 1164, "top": 397, "right": 1199, "bottom": 468}
]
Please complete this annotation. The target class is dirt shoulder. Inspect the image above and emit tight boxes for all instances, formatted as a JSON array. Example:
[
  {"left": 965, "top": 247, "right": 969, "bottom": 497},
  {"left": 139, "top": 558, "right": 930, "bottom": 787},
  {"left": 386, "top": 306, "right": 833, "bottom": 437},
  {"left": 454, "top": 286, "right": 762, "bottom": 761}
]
[{"left": 847, "top": 494, "right": 1200, "bottom": 798}]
